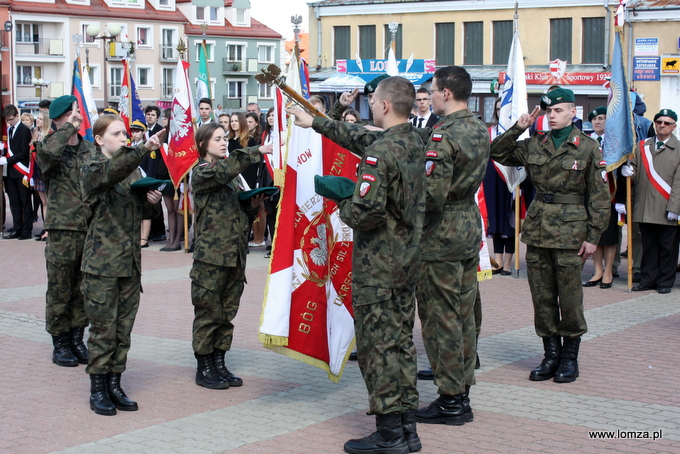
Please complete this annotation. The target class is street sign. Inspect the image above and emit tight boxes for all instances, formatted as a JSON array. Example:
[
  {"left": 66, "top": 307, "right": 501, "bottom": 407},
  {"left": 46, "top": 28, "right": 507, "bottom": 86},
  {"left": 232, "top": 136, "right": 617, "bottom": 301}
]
[
  {"left": 633, "top": 57, "right": 660, "bottom": 81},
  {"left": 661, "top": 57, "right": 679, "bottom": 74},
  {"left": 635, "top": 38, "right": 658, "bottom": 56}
]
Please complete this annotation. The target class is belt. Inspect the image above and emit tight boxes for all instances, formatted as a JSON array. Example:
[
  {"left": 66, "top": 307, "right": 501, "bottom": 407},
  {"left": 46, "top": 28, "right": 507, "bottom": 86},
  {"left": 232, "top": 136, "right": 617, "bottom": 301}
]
[
  {"left": 443, "top": 196, "right": 476, "bottom": 211},
  {"left": 535, "top": 192, "right": 584, "bottom": 204}
]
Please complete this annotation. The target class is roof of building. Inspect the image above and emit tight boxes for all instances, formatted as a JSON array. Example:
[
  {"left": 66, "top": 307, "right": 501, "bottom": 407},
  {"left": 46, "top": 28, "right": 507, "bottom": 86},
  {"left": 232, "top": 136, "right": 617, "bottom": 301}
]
[
  {"left": 10, "top": 0, "right": 186, "bottom": 22},
  {"left": 629, "top": 0, "right": 680, "bottom": 8},
  {"left": 184, "top": 18, "right": 281, "bottom": 39}
]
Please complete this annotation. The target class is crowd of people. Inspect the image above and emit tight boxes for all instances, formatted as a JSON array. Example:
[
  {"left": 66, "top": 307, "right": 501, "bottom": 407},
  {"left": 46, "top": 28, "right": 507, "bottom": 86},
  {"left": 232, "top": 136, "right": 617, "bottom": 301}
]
[{"left": 1, "top": 64, "right": 677, "bottom": 454}]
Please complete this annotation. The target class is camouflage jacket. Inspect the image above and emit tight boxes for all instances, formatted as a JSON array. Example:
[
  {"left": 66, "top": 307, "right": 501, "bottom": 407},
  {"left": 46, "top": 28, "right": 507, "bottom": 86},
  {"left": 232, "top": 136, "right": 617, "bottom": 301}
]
[
  {"left": 313, "top": 117, "right": 426, "bottom": 291},
  {"left": 191, "top": 147, "right": 262, "bottom": 268},
  {"left": 34, "top": 123, "right": 96, "bottom": 231},
  {"left": 80, "top": 144, "right": 160, "bottom": 277},
  {"left": 491, "top": 123, "right": 610, "bottom": 248},
  {"left": 421, "top": 108, "right": 489, "bottom": 261}
]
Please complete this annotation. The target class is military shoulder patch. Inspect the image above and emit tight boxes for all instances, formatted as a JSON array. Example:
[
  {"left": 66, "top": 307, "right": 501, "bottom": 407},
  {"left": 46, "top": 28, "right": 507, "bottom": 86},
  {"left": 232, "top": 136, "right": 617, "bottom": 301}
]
[
  {"left": 365, "top": 156, "right": 378, "bottom": 166},
  {"left": 362, "top": 174, "right": 376, "bottom": 182},
  {"left": 599, "top": 160, "right": 606, "bottom": 167},
  {"left": 426, "top": 151, "right": 438, "bottom": 158},
  {"left": 359, "top": 182, "right": 371, "bottom": 197},
  {"left": 432, "top": 133, "right": 443, "bottom": 142}
]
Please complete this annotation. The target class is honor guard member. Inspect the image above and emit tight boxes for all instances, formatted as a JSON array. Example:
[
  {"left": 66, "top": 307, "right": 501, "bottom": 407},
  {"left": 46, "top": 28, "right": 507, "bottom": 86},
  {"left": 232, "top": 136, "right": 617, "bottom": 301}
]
[
  {"left": 80, "top": 116, "right": 164, "bottom": 415},
  {"left": 621, "top": 109, "right": 680, "bottom": 294},
  {"left": 413, "top": 66, "right": 489, "bottom": 426},
  {"left": 189, "top": 123, "right": 271, "bottom": 390},
  {"left": 289, "top": 76, "right": 427, "bottom": 454},
  {"left": 491, "top": 88, "right": 610, "bottom": 383},
  {"left": 34, "top": 95, "right": 96, "bottom": 367},
  {"left": 328, "top": 74, "right": 390, "bottom": 123}
]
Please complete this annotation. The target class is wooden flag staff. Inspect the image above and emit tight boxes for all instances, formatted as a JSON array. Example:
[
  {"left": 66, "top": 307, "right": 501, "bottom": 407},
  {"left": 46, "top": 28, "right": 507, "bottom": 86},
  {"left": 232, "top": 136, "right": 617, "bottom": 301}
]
[{"left": 254, "top": 64, "right": 329, "bottom": 119}]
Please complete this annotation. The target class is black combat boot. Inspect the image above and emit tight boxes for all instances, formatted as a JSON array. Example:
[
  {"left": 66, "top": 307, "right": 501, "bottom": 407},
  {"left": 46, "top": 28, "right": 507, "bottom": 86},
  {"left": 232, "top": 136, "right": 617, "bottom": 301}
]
[
  {"left": 462, "top": 385, "right": 473, "bottom": 422},
  {"left": 89, "top": 374, "right": 116, "bottom": 416},
  {"left": 108, "top": 372, "right": 138, "bottom": 411},
  {"left": 52, "top": 333, "right": 78, "bottom": 367},
  {"left": 554, "top": 337, "right": 581, "bottom": 383},
  {"left": 212, "top": 348, "right": 243, "bottom": 387},
  {"left": 195, "top": 352, "right": 229, "bottom": 389},
  {"left": 529, "top": 336, "right": 562, "bottom": 381},
  {"left": 401, "top": 410, "right": 422, "bottom": 452},
  {"left": 414, "top": 394, "right": 466, "bottom": 425},
  {"left": 69, "top": 327, "right": 89, "bottom": 364},
  {"left": 343, "top": 413, "right": 409, "bottom": 454}
]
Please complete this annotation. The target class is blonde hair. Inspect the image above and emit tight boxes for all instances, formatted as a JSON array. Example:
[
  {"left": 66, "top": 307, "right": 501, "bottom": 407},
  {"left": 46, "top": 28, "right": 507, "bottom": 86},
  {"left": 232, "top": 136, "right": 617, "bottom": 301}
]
[
  {"left": 32, "top": 111, "right": 51, "bottom": 143},
  {"left": 21, "top": 112, "right": 34, "bottom": 126}
]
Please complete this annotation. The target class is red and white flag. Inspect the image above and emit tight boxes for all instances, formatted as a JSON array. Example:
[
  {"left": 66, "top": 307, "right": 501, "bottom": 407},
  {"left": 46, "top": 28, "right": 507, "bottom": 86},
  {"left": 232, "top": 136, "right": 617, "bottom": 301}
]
[
  {"left": 163, "top": 59, "right": 198, "bottom": 187},
  {"left": 260, "top": 52, "right": 360, "bottom": 381}
]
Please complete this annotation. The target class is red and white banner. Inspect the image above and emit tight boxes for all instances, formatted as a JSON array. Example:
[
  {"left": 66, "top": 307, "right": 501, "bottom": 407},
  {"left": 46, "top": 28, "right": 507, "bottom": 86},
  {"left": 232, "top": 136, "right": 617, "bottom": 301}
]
[
  {"left": 259, "top": 114, "right": 360, "bottom": 382},
  {"left": 476, "top": 186, "right": 492, "bottom": 280},
  {"left": 639, "top": 141, "right": 671, "bottom": 200},
  {"left": 163, "top": 59, "right": 198, "bottom": 187}
]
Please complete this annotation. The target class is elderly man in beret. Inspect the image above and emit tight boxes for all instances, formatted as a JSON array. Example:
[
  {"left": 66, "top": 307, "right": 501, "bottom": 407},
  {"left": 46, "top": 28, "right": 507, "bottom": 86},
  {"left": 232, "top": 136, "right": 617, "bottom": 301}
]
[
  {"left": 34, "top": 95, "right": 97, "bottom": 367},
  {"left": 491, "top": 87, "right": 610, "bottom": 383},
  {"left": 621, "top": 109, "right": 680, "bottom": 294}
]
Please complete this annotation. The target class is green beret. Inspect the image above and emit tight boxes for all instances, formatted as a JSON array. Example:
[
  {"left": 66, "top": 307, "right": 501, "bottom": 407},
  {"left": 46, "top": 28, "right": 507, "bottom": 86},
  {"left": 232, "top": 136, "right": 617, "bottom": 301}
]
[
  {"left": 588, "top": 106, "right": 607, "bottom": 122},
  {"left": 130, "top": 177, "right": 174, "bottom": 196},
  {"left": 130, "top": 120, "right": 147, "bottom": 131},
  {"left": 237, "top": 186, "right": 279, "bottom": 201},
  {"left": 654, "top": 109, "right": 677, "bottom": 123},
  {"left": 540, "top": 87, "right": 575, "bottom": 110},
  {"left": 49, "top": 95, "right": 77, "bottom": 119},
  {"left": 314, "top": 175, "right": 355, "bottom": 201},
  {"left": 364, "top": 74, "right": 390, "bottom": 96}
]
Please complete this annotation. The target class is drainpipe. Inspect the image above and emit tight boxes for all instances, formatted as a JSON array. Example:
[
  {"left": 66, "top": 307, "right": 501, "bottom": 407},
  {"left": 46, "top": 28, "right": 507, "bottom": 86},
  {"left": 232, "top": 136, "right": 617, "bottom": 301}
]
[
  {"left": 626, "top": 16, "right": 633, "bottom": 82},
  {"left": 315, "top": 5, "right": 322, "bottom": 69},
  {"left": 603, "top": 0, "right": 610, "bottom": 70}
]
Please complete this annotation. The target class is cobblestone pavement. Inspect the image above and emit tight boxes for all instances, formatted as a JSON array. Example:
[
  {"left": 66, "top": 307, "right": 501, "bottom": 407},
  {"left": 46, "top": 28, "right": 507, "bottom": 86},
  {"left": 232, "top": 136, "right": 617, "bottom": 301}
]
[{"left": 1, "top": 221, "right": 679, "bottom": 454}]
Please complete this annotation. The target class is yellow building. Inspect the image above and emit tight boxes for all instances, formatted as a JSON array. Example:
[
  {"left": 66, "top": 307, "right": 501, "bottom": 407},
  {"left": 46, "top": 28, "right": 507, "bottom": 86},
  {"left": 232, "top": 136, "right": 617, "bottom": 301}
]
[{"left": 309, "top": 0, "right": 678, "bottom": 123}]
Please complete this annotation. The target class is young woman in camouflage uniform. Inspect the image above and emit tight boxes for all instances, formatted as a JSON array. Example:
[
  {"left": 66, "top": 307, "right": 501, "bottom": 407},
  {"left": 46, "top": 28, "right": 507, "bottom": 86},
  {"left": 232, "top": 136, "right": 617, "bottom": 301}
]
[
  {"left": 190, "top": 123, "right": 270, "bottom": 390},
  {"left": 80, "top": 115, "right": 165, "bottom": 415}
]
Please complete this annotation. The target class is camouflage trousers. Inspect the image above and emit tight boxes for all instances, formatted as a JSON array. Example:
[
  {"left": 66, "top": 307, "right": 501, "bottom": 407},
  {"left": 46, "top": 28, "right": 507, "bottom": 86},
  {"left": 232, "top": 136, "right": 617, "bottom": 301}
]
[
  {"left": 82, "top": 271, "right": 141, "bottom": 374},
  {"left": 473, "top": 280, "right": 482, "bottom": 337},
  {"left": 45, "top": 230, "right": 87, "bottom": 335},
  {"left": 190, "top": 260, "right": 245, "bottom": 355},
  {"left": 353, "top": 284, "right": 418, "bottom": 415},
  {"left": 416, "top": 257, "right": 478, "bottom": 396},
  {"left": 525, "top": 246, "right": 587, "bottom": 338}
]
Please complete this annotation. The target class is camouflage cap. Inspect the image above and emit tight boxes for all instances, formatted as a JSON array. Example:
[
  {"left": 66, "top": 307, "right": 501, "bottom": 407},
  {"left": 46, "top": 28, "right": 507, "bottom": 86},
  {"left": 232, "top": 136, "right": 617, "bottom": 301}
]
[
  {"left": 130, "top": 120, "right": 147, "bottom": 131},
  {"left": 314, "top": 175, "right": 355, "bottom": 201},
  {"left": 364, "top": 74, "right": 390, "bottom": 96},
  {"left": 588, "top": 106, "right": 607, "bottom": 122},
  {"left": 540, "top": 87, "right": 575, "bottom": 110},
  {"left": 49, "top": 95, "right": 77, "bottom": 119},
  {"left": 654, "top": 109, "right": 677, "bottom": 123},
  {"left": 237, "top": 186, "right": 280, "bottom": 201}
]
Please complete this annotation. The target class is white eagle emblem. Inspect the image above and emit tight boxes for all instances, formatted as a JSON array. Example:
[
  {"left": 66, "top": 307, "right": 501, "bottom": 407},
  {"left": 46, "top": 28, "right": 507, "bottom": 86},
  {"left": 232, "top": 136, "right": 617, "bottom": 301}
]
[
  {"left": 118, "top": 85, "right": 129, "bottom": 118},
  {"left": 309, "top": 224, "right": 328, "bottom": 266},
  {"left": 170, "top": 104, "right": 190, "bottom": 139}
]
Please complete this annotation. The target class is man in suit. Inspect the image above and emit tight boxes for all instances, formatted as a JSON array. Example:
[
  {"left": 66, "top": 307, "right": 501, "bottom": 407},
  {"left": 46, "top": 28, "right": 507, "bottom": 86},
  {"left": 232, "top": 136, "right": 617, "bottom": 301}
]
[
  {"left": 144, "top": 105, "right": 166, "bottom": 242},
  {"left": 197, "top": 98, "right": 214, "bottom": 127},
  {"left": 1, "top": 104, "right": 34, "bottom": 239},
  {"left": 412, "top": 87, "right": 440, "bottom": 128},
  {"left": 622, "top": 109, "right": 680, "bottom": 294}
]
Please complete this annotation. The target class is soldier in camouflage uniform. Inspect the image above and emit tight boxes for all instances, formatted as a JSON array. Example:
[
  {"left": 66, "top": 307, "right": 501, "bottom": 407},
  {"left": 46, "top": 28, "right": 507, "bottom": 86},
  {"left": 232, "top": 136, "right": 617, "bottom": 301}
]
[
  {"left": 34, "top": 95, "right": 96, "bottom": 368},
  {"left": 490, "top": 88, "right": 610, "bottom": 383},
  {"left": 80, "top": 115, "right": 164, "bottom": 415},
  {"left": 190, "top": 122, "right": 269, "bottom": 390},
  {"left": 412, "top": 66, "right": 489, "bottom": 427},
  {"left": 290, "top": 76, "right": 426, "bottom": 454}
]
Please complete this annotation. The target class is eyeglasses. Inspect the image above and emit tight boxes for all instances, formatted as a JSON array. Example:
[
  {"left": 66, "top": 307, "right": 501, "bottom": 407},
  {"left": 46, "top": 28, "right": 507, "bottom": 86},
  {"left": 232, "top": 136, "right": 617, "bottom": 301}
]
[
  {"left": 655, "top": 120, "right": 676, "bottom": 126},
  {"left": 416, "top": 98, "right": 430, "bottom": 102}
]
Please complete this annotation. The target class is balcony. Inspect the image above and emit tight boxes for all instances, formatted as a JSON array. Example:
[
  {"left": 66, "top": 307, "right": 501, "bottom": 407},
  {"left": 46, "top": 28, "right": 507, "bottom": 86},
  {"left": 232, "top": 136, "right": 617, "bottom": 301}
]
[
  {"left": 222, "top": 96, "right": 242, "bottom": 110},
  {"left": 15, "top": 38, "right": 64, "bottom": 56},
  {"left": 160, "top": 45, "right": 178, "bottom": 62},
  {"left": 161, "top": 82, "right": 174, "bottom": 100},
  {"left": 222, "top": 59, "right": 243, "bottom": 74}
]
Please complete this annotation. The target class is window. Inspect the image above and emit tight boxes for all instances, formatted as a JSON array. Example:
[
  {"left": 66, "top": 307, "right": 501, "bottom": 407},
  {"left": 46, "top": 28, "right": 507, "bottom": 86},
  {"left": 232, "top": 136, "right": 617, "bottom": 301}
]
[
  {"left": 492, "top": 21, "right": 512, "bottom": 65},
  {"left": 196, "top": 6, "right": 218, "bottom": 22},
  {"left": 162, "top": 67, "right": 174, "bottom": 99},
  {"left": 550, "top": 18, "right": 572, "bottom": 62},
  {"left": 159, "top": 0, "right": 169, "bottom": 5},
  {"left": 161, "top": 29, "right": 176, "bottom": 60},
  {"left": 137, "top": 67, "right": 152, "bottom": 87},
  {"left": 110, "top": 67, "right": 123, "bottom": 99},
  {"left": 464, "top": 22, "right": 483, "bottom": 65},
  {"left": 137, "top": 27, "right": 151, "bottom": 47},
  {"left": 468, "top": 95, "right": 480, "bottom": 113},
  {"left": 383, "top": 24, "right": 402, "bottom": 59},
  {"left": 17, "top": 65, "right": 41, "bottom": 85},
  {"left": 86, "top": 65, "right": 99, "bottom": 87},
  {"left": 258, "top": 44, "right": 274, "bottom": 63},
  {"left": 436, "top": 23, "right": 455, "bottom": 66},
  {"left": 582, "top": 17, "right": 605, "bottom": 64},
  {"left": 16, "top": 23, "right": 39, "bottom": 43},
  {"left": 225, "top": 44, "right": 244, "bottom": 63},
  {"left": 483, "top": 96, "right": 497, "bottom": 123},
  {"left": 359, "top": 25, "right": 376, "bottom": 60},
  {"left": 236, "top": 9, "right": 245, "bottom": 24},
  {"left": 259, "top": 82, "right": 273, "bottom": 99},
  {"left": 226, "top": 81, "right": 244, "bottom": 108},
  {"left": 195, "top": 42, "right": 215, "bottom": 62},
  {"left": 82, "top": 24, "right": 96, "bottom": 44},
  {"left": 334, "top": 26, "right": 350, "bottom": 62}
]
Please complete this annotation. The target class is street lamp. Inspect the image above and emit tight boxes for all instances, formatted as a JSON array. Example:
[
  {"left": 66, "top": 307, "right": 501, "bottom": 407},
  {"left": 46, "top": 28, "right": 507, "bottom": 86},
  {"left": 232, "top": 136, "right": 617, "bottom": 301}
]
[
  {"left": 31, "top": 77, "right": 50, "bottom": 100},
  {"left": 86, "top": 23, "right": 121, "bottom": 108}
]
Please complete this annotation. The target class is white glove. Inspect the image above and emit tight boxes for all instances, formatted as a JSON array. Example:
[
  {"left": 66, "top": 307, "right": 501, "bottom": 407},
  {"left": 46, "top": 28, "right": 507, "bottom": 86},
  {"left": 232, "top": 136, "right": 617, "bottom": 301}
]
[
  {"left": 615, "top": 203, "right": 626, "bottom": 215},
  {"left": 0, "top": 157, "right": 6, "bottom": 165},
  {"left": 620, "top": 165, "right": 634, "bottom": 177},
  {"left": 667, "top": 212, "right": 679, "bottom": 221}
]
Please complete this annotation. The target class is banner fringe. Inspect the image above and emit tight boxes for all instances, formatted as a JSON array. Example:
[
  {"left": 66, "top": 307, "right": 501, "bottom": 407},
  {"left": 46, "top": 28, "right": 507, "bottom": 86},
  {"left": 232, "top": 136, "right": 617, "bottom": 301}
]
[{"left": 477, "top": 269, "right": 493, "bottom": 282}]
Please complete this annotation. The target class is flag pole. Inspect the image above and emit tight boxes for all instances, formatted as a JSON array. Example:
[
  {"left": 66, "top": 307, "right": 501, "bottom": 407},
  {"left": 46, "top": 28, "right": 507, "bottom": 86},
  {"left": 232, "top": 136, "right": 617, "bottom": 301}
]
[
  {"left": 514, "top": 187, "right": 521, "bottom": 278},
  {"left": 183, "top": 175, "right": 189, "bottom": 253},
  {"left": 626, "top": 174, "right": 632, "bottom": 292},
  {"left": 255, "top": 65, "right": 329, "bottom": 119}
]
